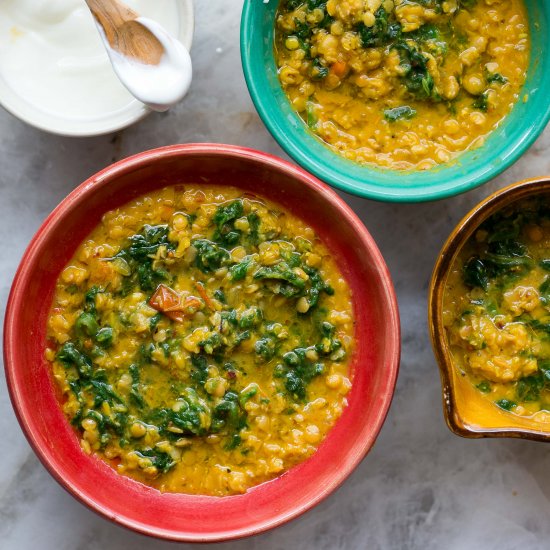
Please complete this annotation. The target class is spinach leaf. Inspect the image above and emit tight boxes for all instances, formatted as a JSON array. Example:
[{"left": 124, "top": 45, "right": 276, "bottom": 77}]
[
  {"left": 487, "top": 72, "right": 507, "bottom": 85},
  {"left": 230, "top": 259, "right": 251, "bottom": 281},
  {"left": 57, "top": 342, "right": 93, "bottom": 378},
  {"left": 213, "top": 201, "right": 244, "bottom": 246},
  {"left": 247, "top": 212, "right": 261, "bottom": 245},
  {"left": 214, "top": 289, "right": 226, "bottom": 303},
  {"left": 138, "top": 343, "right": 155, "bottom": 365},
  {"left": 239, "top": 307, "right": 262, "bottom": 329},
  {"left": 73, "top": 286, "right": 115, "bottom": 348},
  {"left": 540, "top": 278, "right": 550, "bottom": 305},
  {"left": 254, "top": 261, "right": 332, "bottom": 310},
  {"left": 311, "top": 57, "right": 329, "bottom": 80},
  {"left": 224, "top": 434, "right": 242, "bottom": 451},
  {"left": 292, "top": 19, "right": 314, "bottom": 56},
  {"left": 148, "top": 389, "right": 211, "bottom": 438},
  {"left": 356, "top": 7, "right": 392, "bottom": 48},
  {"left": 211, "top": 392, "right": 247, "bottom": 433},
  {"left": 484, "top": 252, "right": 532, "bottom": 272},
  {"left": 135, "top": 263, "right": 169, "bottom": 292},
  {"left": 83, "top": 408, "right": 126, "bottom": 442},
  {"left": 190, "top": 354, "right": 209, "bottom": 386},
  {"left": 255, "top": 335, "right": 278, "bottom": 361},
  {"left": 193, "top": 239, "right": 230, "bottom": 273},
  {"left": 239, "top": 384, "right": 259, "bottom": 406},
  {"left": 113, "top": 224, "right": 175, "bottom": 292},
  {"left": 276, "top": 347, "right": 325, "bottom": 400},
  {"left": 199, "top": 332, "right": 224, "bottom": 355},
  {"left": 394, "top": 41, "right": 438, "bottom": 101},
  {"left": 513, "top": 362, "right": 550, "bottom": 404},
  {"left": 463, "top": 257, "right": 490, "bottom": 290},
  {"left": 407, "top": 23, "right": 448, "bottom": 55},
  {"left": 317, "top": 321, "right": 343, "bottom": 355},
  {"left": 134, "top": 448, "right": 175, "bottom": 474},
  {"left": 495, "top": 399, "right": 516, "bottom": 411},
  {"left": 462, "top": 211, "right": 534, "bottom": 290},
  {"left": 307, "top": 0, "right": 326, "bottom": 9},
  {"left": 540, "top": 360, "right": 550, "bottom": 382},
  {"left": 214, "top": 200, "right": 243, "bottom": 229},
  {"left": 90, "top": 375, "right": 124, "bottom": 408},
  {"left": 305, "top": 266, "right": 334, "bottom": 308},
  {"left": 75, "top": 311, "right": 99, "bottom": 338},
  {"left": 84, "top": 286, "right": 102, "bottom": 312},
  {"left": 384, "top": 106, "right": 417, "bottom": 122},
  {"left": 254, "top": 262, "right": 306, "bottom": 296},
  {"left": 516, "top": 374, "right": 545, "bottom": 402},
  {"left": 150, "top": 313, "right": 162, "bottom": 331},
  {"left": 129, "top": 364, "right": 145, "bottom": 409},
  {"left": 126, "top": 225, "right": 173, "bottom": 260},
  {"left": 476, "top": 381, "right": 491, "bottom": 393},
  {"left": 95, "top": 327, "right": 113, "bottom": 348},
  {"left": 472, "top": 92, "right": 489, "bottom": 112}
]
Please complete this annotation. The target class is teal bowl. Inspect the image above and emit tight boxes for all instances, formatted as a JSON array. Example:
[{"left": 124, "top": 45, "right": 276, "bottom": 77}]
[{"left": 241, "top": 2, "right": 550, "bottom": 202}]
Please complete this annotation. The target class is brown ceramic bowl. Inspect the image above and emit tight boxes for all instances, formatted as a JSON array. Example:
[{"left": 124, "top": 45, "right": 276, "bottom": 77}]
[{"left": 429, "top": 176, "right": 550, "bottom": 441}]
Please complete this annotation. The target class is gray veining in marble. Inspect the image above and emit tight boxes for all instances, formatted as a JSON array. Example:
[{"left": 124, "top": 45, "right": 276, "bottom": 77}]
[{"left": 1, "top": 2, "right": 550, "bottom": 549}]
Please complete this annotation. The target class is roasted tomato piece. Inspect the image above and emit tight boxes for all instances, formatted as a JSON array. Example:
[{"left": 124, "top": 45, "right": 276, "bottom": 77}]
[
  {"left": 149, "top": 284, "right": 182, "bottom": 312},
  {"left": 149, "top": 284, "right": 204, "bottom": 322}
]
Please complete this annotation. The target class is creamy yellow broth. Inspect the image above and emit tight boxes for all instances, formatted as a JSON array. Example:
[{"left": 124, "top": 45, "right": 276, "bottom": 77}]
[
  {"left": 443, "top": 197, "right": 550, "bottom": 420},
  {"left": 275, "top": 0, "right": 529, "bottom": 170},
  {"left": 46, "top": 185, "right": 354, "bottom": 496}
]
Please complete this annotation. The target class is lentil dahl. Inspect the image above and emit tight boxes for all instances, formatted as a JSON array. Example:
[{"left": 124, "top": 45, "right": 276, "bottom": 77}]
[
  {"left": 46, "top": 185, "right": 354, "bottom": 496},
  {"left": 443, "top": 197, "right": 550, "bottom": 421},
  {"left": 275, "top": 0, "right": 529, "bottom": 170}
]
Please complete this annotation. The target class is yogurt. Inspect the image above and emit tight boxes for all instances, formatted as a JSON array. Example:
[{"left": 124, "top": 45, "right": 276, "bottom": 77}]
[{"left": 0, "top": 0, "right": 183, "bottom": 122}]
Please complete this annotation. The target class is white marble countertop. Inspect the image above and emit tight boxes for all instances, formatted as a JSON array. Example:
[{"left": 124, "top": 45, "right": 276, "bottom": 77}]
[{"left": 1, "top": 3, "right": 550, "bottom": 549}]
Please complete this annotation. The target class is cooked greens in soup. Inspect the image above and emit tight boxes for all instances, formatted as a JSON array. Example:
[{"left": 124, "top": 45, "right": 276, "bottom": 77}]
[
  {"left": 46, "top": 185, "right": 354, "bottom": 496},
  {"left": 275, "top": 0, "right": 529, "bottom": 170},
  {"left": 443, "top": 197, "right": 550, "bottom": 420}
]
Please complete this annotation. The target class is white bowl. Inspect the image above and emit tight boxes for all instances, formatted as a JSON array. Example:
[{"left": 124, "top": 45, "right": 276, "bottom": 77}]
[{"left": 0, "top": 0, "right": 194, "bottom": 137}]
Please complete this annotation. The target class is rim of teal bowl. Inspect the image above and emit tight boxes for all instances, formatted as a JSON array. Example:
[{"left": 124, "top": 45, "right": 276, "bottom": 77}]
[{"left": 240, "top": 1, "right": 550, "bottom": 203}]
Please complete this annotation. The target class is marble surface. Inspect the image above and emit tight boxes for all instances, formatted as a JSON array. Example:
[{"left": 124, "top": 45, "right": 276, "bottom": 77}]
[{"left": 1, "top": 2, "right": 550, "bottom": 549}]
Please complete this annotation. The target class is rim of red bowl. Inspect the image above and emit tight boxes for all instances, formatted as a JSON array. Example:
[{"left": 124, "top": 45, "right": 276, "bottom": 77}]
[{"left": 3, "top": 144, "right": 400, "bottom": 542}]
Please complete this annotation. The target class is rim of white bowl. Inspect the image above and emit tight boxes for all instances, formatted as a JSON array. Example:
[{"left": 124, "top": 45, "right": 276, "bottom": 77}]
[{"left": 0, "top": 0, "right": 194, "bottom": 137}]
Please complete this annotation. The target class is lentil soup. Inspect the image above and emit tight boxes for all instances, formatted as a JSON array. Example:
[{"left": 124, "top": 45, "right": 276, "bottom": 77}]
[
  {"left": 275, "top": 0, "right": 530, "bottom": 170},
  {"left": 443, "top": 197, "right": 550, "bottom": 422},
  {"left": 46, "top": 185, "right": 354, "bottom": 496}
]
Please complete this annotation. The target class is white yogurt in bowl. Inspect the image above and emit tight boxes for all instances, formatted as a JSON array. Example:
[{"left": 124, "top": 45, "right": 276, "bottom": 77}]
[{"left": 0, "top": 0, "right": 194, "bottom": 136}]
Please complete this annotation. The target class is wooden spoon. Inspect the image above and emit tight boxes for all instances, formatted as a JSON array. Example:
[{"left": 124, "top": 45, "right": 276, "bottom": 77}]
[{"left": 85, "top": 0, "right": 164, "bottom": 65}]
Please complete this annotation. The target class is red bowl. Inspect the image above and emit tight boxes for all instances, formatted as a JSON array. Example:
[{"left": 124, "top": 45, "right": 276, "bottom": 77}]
[{"left": 3, "top": 144, "right": 400, "bottom": 542}]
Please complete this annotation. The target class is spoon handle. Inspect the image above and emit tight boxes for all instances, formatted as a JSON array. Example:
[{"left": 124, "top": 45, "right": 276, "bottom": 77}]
[
  {"left": 85, "top": 0, "right": 136, "bottom": 42},
  {"left": 85, "top": 0, "right": 164, "bottom": 65}
]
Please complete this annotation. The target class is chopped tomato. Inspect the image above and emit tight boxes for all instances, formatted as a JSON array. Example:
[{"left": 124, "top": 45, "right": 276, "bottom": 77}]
[
  {"left": 195, "top": 282, "right": 214, "bottom": 310},
  {"left": 83, "top": 338, "right": 94, "bottom": 350},
  {"left": 183, "top": 296, "right": 203, "bottom": 311},
  {"left": 330, "top": 61, "right": 348, "bottom": 78},
  {"left": 149, "top": 284, "right": 205, "bottom": 323},
  {"left": 149, "top": 284, "right": 181, "bottom": 312}
]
